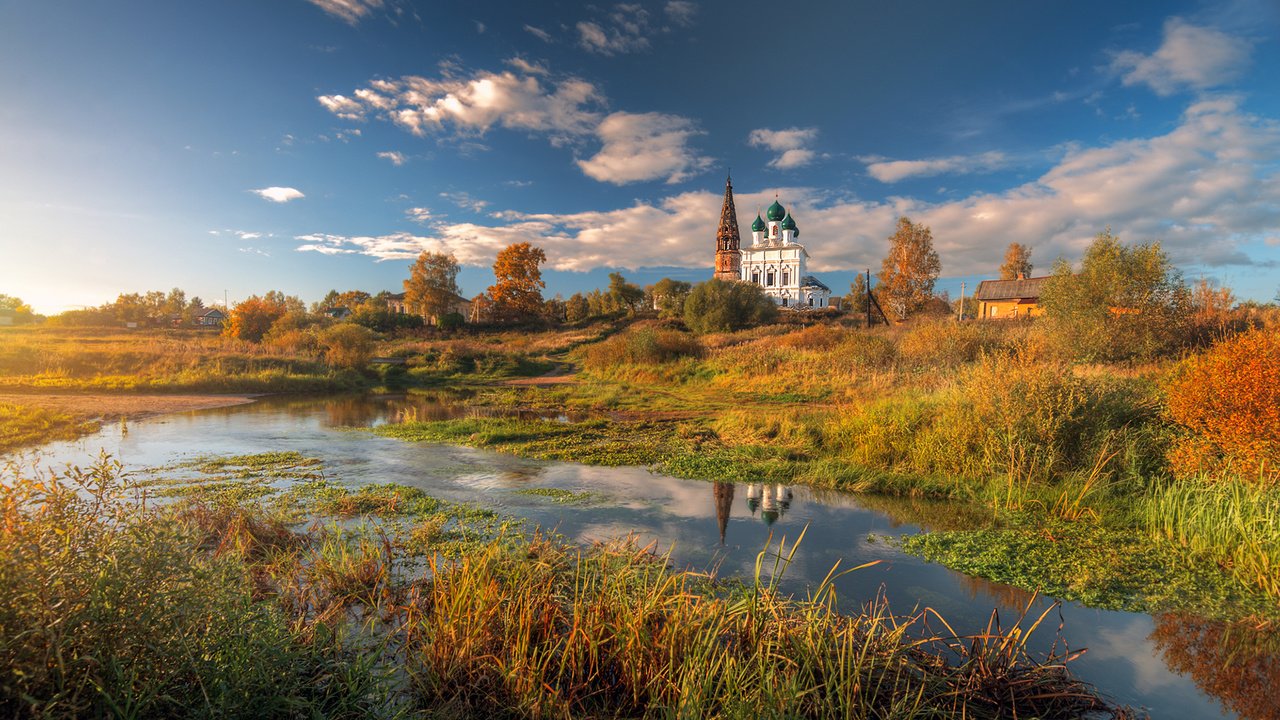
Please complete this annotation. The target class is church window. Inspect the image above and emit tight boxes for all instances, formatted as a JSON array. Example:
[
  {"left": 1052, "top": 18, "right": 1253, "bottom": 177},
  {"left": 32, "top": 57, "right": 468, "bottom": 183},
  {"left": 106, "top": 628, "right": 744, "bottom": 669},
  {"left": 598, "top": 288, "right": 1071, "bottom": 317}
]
[
  {"left": 808, "top": 296, "right": 814, "bottom": 307},
  {"left": 782, "top": 270, "right": 790, "bottom": 286},
  {"left": 751, "top": 270, "right": 760, "bottom": 284},
  {"left": 782, "top": 296, "right": 788, "bottom": 307},
  {"left": 766, "top": 270, "right": 775, "bottom": 286}
]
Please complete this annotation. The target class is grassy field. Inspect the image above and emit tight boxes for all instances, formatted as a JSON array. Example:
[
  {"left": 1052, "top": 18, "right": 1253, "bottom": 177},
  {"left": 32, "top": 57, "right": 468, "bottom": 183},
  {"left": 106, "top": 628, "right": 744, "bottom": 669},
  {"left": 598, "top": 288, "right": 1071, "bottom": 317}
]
[
  {"left": 0, "top": 456, "right": 1129, "bottom": 719},
  {"left": 373, "top": 317, "right": 1280, "bottom": 620},
  {"left": 5, "top": 317, "right": 1278, "bottom": 623}
]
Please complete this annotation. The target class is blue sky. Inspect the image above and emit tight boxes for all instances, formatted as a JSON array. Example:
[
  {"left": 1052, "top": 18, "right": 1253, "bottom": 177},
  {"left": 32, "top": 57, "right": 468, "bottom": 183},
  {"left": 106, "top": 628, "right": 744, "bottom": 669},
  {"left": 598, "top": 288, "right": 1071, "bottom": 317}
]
[{"left": 2, "top": 0, "right": 1278, "bottom": 314}]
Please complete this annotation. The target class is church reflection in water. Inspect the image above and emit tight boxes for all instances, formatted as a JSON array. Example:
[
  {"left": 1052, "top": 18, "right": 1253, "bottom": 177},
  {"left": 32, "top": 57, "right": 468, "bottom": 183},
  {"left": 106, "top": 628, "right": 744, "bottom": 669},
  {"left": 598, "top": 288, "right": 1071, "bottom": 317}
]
[{"left": 712, "top": 482, "right": 794, "bottom": 545}]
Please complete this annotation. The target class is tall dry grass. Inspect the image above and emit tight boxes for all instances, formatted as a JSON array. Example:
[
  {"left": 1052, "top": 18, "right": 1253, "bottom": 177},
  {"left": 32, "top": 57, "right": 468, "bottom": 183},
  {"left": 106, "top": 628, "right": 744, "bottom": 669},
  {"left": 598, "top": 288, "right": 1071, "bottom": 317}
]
[{"left": 0, "top": 457, "right": 1127, "bottom": 719}]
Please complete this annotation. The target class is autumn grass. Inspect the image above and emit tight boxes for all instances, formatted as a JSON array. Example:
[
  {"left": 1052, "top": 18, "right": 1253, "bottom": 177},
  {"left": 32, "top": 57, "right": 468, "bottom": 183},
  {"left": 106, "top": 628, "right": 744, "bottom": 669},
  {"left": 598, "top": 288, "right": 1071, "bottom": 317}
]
[
  {"left": 0, "top": 326, "right": 368, "bottom": 392},
  {"left": 0, "top": 402, "right": 96, "bottom": 454},
  {"left": 0, "top": 457, "right": 1131, "bottom": 719}
]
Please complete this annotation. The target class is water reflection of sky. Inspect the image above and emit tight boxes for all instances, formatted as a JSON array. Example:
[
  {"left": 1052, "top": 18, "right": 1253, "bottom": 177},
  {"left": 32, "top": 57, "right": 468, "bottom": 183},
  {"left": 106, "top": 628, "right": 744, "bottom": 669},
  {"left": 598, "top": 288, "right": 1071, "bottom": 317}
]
[{"left": 12, "top": 394, "right": 1273, "bottom": 720}]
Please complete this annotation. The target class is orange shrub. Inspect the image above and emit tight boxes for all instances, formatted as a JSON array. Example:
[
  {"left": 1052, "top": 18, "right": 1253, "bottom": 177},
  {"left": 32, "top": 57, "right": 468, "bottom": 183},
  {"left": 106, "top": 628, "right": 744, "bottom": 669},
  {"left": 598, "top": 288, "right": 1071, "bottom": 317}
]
[{"left": 1166, "top": 329, "right": 1280, "bottom": 482}]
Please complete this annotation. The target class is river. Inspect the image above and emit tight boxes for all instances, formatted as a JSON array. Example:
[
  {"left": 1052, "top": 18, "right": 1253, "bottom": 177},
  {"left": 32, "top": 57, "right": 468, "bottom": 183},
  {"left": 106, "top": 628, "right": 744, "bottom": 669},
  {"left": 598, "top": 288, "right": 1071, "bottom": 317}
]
[{"left": 12, "top": 393, "right": 1276, "bottom": 719}]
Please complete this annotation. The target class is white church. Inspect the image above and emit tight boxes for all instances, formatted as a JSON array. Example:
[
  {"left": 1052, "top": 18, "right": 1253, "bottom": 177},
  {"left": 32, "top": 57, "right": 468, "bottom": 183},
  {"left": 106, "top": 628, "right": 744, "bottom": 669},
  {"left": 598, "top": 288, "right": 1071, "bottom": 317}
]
[{"left": 713, "top": 178, "right": 832, "bottom": 309}]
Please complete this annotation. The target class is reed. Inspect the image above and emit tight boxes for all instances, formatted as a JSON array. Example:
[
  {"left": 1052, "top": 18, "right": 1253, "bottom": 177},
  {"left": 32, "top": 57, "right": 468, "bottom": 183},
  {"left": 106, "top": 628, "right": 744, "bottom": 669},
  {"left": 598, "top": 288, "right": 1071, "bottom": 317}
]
[
  {"left": 0, "top": 457, "right": 1127, "bottom": 719},
  {"left": 401, "top": 531, "right": 1123, "bottom": 719},
  {"left": 1141, "top": 475, "right": 1280, "bottom": 598}
]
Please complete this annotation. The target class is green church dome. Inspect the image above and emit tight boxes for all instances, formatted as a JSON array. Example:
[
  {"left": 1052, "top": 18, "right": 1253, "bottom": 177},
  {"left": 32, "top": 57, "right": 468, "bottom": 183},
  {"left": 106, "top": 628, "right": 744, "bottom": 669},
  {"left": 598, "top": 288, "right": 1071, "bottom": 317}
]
[
  {"left": 766, "top": 200, "right": 786, "bottom": 222},
  {"left": 751, "top": 214, "right": 766, "bottom": 232},
  {"left": 781, "top": 213, "right": 797, "bottom": 231}
]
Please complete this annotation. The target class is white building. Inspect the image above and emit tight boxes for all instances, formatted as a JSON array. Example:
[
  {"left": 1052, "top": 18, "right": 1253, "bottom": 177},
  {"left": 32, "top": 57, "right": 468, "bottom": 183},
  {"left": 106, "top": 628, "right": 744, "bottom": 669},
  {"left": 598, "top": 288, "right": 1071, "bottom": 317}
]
[{"left": 739, "top": 200, "right": 831, "bottom": 309}]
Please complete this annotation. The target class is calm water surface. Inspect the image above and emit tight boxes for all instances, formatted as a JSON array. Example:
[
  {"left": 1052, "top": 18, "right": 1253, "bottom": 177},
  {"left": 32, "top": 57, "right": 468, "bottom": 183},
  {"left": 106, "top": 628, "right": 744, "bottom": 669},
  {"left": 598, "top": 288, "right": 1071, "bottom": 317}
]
[{"left": 13, "top": 394, "right": 1277, "bottom": 720}]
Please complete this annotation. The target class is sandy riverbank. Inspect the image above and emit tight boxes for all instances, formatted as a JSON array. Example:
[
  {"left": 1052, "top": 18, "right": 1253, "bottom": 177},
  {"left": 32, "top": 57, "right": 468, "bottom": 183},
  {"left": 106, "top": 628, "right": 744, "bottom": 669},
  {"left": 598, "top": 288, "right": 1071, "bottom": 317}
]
[{"left": 0, "top": 391, "right": 259, "bottom": 423}]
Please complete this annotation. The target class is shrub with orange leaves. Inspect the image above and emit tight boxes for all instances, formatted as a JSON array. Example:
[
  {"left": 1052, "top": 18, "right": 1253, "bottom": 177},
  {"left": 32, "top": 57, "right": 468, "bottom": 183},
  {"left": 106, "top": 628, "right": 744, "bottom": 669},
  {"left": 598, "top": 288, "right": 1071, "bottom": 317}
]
[{"left": 1166, "top": 328, "right": 1280, "bottom": 483}]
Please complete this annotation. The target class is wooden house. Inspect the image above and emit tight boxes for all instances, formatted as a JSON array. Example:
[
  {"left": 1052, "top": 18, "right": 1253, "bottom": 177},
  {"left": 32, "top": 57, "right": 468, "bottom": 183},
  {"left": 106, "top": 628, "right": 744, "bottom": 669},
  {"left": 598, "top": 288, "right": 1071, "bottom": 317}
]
[
  {"left": 973, "top": 274, "right": 1049, "bottom": 320},
  {"left": 196, "top": 308, "right": 227, "bottom": 326}
]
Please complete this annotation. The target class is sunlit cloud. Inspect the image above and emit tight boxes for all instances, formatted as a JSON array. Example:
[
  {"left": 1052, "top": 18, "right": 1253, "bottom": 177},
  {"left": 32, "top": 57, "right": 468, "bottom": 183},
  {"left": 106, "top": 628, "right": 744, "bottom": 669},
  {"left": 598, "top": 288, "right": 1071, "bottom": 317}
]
[
  {"left": 578, "top": 112, "right": 712, "bottom": 185},
  {"left": 577, "top": 4, "right": 652, "bottom": 55},
  {"left": 664, "top": 1, "right": 697, "bottom": 27},
  {"left": 305, "top": 0, "right": 384, "bottom": 26},
  {"left": 864, "top": 151, "right": 1010, "bottom": 183},
  {"left": 376, "top": 150, "right": 407, "bottom": 165},
  {"left": 524, "top": 24, "right": 553, "bottom": 43},
  {"left": 1111, "top": 18, "right": 1252, "bottom": 95},
  {"left": 748, "top": 127, "right": 820, "bottom": 169},
  {"left": 319, "top": 60, "right": 711, "bottom": 184},
  {"left": 251, "top": 187, "right": 305, "bottom": 203},
  {"left": 301, "top": 97, "right": 1280, "bottom": 278}
]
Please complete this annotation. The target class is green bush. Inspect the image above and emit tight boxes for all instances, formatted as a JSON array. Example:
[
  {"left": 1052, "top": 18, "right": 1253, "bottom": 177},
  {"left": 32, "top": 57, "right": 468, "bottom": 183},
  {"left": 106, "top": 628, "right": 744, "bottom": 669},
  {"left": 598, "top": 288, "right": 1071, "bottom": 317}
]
[
  {"left": 0, "top": 459, "right": 316, "bottom": 718},
  {"left": 1038, "top": 229, "right": 1190, "bottom": 361},
  {"left": 682, "top": 279, "right": 778, "bottom": 334},
  {"left": 436, "top": 311, "right": 465, "bottom": 331}
]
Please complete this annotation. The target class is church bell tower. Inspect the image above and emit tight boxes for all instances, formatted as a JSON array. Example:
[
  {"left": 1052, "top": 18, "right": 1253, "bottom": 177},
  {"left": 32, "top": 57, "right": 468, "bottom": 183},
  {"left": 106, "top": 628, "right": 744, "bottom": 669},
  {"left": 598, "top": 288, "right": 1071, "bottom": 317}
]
[{"left": 713, "top": 175, "right": 742, "bottom": 281}]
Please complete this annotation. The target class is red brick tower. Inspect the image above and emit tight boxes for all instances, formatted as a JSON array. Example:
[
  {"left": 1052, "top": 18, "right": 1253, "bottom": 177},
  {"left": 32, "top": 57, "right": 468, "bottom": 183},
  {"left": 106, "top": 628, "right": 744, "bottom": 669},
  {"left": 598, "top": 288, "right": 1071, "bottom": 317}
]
[{"left": 713, "top": 175, "right": 742, "bottom": 281}]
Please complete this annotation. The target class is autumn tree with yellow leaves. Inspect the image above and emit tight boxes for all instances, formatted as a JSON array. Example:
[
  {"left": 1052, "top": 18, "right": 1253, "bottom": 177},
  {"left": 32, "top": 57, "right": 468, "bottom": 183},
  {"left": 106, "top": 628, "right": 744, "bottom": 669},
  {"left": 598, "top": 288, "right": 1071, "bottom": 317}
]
[
  {"left": 877, "top": 217, "right": 941, "bottom": 321},
  {"left": 488, "top": 243, "right": 546, "bottom": 322}
]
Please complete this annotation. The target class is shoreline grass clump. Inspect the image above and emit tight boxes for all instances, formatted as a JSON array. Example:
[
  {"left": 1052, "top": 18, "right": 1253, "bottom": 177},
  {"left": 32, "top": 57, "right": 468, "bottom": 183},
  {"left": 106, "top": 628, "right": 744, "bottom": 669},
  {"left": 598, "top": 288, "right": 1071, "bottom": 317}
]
[
  {"left": 1141, "top": 476, "right": 1280, "bottom": 598},
  {"left": 402, "top": 533, "right": 1126, "bottom": 719},
  {"left": 0, "top": 456, "right": 1132, "bottom": 719},
  {"left": 0, "top": 455, "right": 392, "bottom": 718},
  {"left": 0, "top": 402, "right": 96, "bottom": 454}
]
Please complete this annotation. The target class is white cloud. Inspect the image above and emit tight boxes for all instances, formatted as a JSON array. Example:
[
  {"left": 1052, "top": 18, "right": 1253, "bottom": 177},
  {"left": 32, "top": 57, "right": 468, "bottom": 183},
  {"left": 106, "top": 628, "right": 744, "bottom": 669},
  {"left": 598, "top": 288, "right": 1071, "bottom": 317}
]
[
  {"left": 577, "top": 4, "right": 652, "bottom": 55},
  {"left": 505, "top": 57, "right": 549, "bottom": 76},
  {"left": 524, "top": 24, "right": 553, "bottom": 43},
  {"left": 317, "top": 94, "right": 365, "bottom": 120},
  {"left": 771, "top": 149, "right": 817, "bottom": 170},
  {"left": 300, "top": 98, "right": 1280, "bottom": 277},
  {"left": 1111, "top": 18, "right": 1252, "bottom": 95},
  {"left": 664, "top": 1, "right": 697, "bottom": 27},
  {"left": 578, "top": 112, "right": 712, "bottom": 184},
  {"left": 305, "top": 0, "right": 384, "bottom": 25},
  {"left": 439, "top": 191, "right": 489, "bottom": 213},
  {"left": 405, "top": 207, "right": 433, "bottom": 223},
  {"left": 377, "top": 150, "right": 407, "bottom": 165},
  {"left": 325, "top": 69, "right": 602, "bottom": 139},
  {"left": 251, "top": 187, "right": 305, "bottom": 203},
  {"left": 748, "top": 127, "right": 820, "bottom": 169},
  {"left": 865, "top": 151, "right": 1009, "bottom": 183},
  {"left": 319, "top": 61, "right": 711, "bottom": 185},
  {"left": 295, "top": 232, "right": 441, "bottom": 261}
]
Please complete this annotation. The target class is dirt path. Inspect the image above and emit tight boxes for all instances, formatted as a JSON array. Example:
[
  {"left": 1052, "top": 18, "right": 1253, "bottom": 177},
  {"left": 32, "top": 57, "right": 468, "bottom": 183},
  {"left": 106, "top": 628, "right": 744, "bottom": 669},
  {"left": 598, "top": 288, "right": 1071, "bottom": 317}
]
[
  {"left": 502, "top": 360, "right": 579, "bottom": 386},
  {"left": 0, "top": 391, "right": 259, "bottom": 423}
]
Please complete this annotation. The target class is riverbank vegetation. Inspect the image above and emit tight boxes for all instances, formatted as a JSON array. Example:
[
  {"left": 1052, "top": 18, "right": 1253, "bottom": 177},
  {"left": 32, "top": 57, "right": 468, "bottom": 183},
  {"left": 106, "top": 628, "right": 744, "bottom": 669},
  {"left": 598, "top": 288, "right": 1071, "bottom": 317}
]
[
  {"left": 0, "top": 457, "right": 1130, "bottom": 719},
  {"left": 0, "top": 402, "right": 95, "bottom": 454},
  {"left": 376, "top": 304, "right": 1280, "bottom": 620}
]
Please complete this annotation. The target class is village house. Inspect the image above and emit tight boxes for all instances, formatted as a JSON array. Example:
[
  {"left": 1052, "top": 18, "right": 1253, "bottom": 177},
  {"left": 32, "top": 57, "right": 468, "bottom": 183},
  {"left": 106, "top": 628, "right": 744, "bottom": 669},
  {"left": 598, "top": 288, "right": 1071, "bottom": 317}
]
[
  {"left": 973, "top": 274, "right": 1049, "bottom": 319},
  {"left": 384, "top": 291, "right": 472, "bottom": 325},
  {"left": 196, "top": 307, "right": 227, "bottom": 326}
]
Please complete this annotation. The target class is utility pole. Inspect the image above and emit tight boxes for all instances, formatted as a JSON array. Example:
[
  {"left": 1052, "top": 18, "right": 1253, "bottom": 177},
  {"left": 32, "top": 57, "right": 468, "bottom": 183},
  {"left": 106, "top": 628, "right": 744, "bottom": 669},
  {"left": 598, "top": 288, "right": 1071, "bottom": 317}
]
[
  {"left": 865, "top": 268, "right": 872, "bottom": 329},
  {"left": 958, "top": 282, "right": 966, "bottom": 322},
  {"left": 223, "top": 289, "right": 228, "bottom": 309}
]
